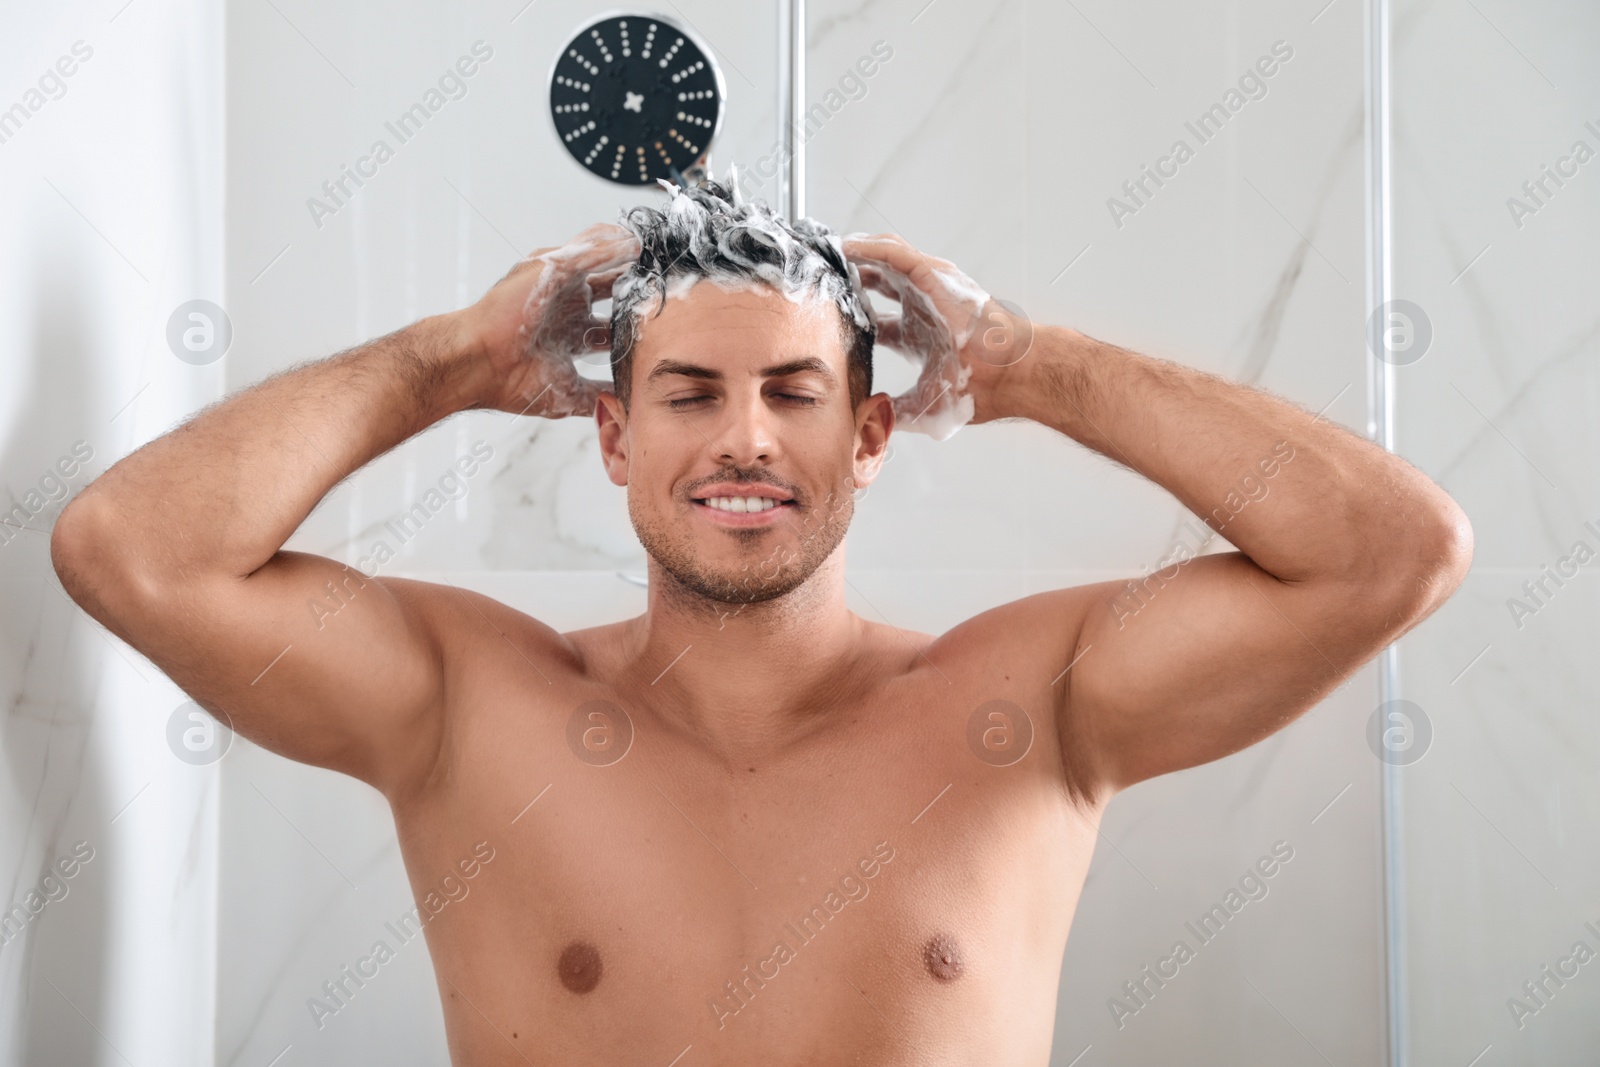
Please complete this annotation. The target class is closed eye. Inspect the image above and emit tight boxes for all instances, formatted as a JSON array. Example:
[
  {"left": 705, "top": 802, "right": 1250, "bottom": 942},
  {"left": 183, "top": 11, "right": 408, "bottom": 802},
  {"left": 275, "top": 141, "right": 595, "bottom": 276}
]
[{"left": 666, "top": 393, "right": 819, "bottom": 409}]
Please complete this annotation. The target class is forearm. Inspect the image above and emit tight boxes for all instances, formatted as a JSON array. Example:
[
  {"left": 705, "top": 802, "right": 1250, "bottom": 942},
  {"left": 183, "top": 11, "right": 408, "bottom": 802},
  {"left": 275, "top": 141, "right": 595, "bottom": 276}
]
[
  {"left": 60, "top": 311, "right": 481, "bottom": 587},
  {"left": 1005, "top": 325, "right": 1467, "bottom": 587}
]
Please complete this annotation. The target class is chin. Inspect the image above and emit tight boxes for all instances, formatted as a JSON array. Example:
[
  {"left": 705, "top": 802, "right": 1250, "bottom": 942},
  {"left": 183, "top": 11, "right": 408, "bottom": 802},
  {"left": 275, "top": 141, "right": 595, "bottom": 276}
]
[
  {"left": 630, "top": 492, "right": 850, "bottom": 607},
  {"left": 685, "top": 554, "right": 812, "bottom": 604}
]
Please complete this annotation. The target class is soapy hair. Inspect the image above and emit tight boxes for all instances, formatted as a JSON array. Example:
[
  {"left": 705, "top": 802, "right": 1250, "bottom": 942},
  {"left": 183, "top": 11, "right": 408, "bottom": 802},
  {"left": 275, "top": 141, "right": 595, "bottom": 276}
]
[{"left": 609, "top": 173, "right": 875, "bottom": 411}]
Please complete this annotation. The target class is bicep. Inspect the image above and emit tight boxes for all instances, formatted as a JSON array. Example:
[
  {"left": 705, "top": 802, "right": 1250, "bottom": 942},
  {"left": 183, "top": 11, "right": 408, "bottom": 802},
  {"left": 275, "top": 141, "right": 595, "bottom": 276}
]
[
  {"left": 1064, "top": 552, "right": 1387, "bottom": 793},
  {"left": 118, "top": 551, "right": 447, "bottom": 790}
]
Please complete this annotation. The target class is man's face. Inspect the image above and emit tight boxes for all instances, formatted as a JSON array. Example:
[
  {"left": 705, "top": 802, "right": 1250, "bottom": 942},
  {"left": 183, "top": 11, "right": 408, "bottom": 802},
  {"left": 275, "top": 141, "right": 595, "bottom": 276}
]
[{"left": 596, "top": 279, "right": 892, "bottom": 606}]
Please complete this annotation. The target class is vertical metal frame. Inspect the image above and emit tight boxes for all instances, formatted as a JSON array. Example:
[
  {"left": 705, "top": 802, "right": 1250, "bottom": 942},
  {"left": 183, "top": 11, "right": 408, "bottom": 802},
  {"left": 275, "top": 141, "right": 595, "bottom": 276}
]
[
  {"left": 777, "top": 0, "right": 805, "bottom": 219},
  {"left": 1366, "top": 0, "right": 1405, "bottom": 1062}
]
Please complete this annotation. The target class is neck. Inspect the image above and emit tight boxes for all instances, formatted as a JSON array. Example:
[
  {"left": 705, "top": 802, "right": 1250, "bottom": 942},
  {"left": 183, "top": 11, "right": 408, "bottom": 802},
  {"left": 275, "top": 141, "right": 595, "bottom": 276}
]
[{"left": 621, "top": 548, "right": 868, "bottom": 758}]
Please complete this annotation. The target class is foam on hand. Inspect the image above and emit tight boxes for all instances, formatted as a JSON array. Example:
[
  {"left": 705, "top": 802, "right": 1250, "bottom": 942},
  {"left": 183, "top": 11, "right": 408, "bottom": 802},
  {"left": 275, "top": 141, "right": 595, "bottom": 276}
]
[
  {"left": 848, "top": 239, "right": 992, "bottom": 442},
  {"left": 516, "top": 223, "right": 640, "bottom": 417}
]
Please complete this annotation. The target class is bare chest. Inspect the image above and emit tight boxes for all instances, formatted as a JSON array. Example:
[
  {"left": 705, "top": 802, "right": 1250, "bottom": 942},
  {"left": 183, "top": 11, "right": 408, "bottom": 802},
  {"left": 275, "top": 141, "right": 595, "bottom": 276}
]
[{"left": 392, "top": 659, "right": 1098, "bottom": 1064}]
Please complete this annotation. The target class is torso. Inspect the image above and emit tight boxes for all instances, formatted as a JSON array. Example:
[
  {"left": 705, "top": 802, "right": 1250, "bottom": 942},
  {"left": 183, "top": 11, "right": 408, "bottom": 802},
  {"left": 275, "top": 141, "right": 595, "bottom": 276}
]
[{"left": 389, "top": 590, "right": 1105, "bottom": 1067}]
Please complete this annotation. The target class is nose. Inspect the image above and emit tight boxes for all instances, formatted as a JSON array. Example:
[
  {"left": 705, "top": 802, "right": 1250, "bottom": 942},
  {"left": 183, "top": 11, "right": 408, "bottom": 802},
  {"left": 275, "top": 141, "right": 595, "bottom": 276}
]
[{"left": 709, "top": 386, "right": 777, "bottom": 466}]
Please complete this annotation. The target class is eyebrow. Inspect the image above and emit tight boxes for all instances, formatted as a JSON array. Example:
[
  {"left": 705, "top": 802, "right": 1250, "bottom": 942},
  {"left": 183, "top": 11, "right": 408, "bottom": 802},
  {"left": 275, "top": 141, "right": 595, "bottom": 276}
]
[{"left": 645, "top": 357, "right": 839, "bottom": 387}]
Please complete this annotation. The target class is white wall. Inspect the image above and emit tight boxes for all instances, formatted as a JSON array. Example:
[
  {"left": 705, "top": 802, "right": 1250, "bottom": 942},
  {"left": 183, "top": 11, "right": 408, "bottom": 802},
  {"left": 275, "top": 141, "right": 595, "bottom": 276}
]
[
  {"left": 9, "top": 0, "right": 1593, "bottom": 1064},
  {"left": 0, "top": 1, "right": 224, "bottom": 1065}
]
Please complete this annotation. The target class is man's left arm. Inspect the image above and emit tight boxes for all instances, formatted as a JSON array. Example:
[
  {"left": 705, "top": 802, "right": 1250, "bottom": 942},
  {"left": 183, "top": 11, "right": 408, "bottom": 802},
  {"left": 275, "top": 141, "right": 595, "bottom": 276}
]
[
  {"left": 991, "top": 321, "right": 1473, "bottom": 799},
  {"left": 845, "top": 233, "right": 1471, "bottom": 801}
]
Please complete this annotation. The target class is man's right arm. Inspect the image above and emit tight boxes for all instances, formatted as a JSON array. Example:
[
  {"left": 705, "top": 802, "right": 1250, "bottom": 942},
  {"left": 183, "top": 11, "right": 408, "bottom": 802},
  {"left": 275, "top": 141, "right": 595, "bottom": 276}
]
[{"left": 49, "top": 224, "right": 637, "bottom": 796}]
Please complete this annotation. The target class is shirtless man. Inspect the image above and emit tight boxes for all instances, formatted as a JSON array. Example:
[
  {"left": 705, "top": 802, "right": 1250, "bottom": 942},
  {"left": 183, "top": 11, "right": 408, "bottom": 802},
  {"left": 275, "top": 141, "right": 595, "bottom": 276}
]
[{"left": 50, "top": 178, "right": 1471, "bottom": 1066}]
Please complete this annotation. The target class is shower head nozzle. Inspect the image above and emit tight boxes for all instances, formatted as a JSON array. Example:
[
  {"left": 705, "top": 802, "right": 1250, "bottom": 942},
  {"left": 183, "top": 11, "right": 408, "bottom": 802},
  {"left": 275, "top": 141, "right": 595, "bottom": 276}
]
[{"left": 548, "top": 12, "right": 727, "bottom": 187}]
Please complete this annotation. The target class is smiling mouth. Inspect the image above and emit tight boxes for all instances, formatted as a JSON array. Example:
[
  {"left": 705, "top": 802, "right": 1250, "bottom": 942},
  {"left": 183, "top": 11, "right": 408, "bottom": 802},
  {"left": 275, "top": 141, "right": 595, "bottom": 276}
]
[{"left": 691, "top": 495, "right": 797, "bottom": 514}]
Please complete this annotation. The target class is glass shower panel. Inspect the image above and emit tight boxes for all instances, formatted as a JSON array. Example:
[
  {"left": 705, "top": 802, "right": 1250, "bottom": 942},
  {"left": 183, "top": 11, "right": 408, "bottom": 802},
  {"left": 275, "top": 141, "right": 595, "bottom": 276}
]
[
  {"left": 1390, "top": 0, "right": 1600, "bottom": 1061},
  {"left": 803, "top": 1, "right": 1382, "bottom": 1063}
]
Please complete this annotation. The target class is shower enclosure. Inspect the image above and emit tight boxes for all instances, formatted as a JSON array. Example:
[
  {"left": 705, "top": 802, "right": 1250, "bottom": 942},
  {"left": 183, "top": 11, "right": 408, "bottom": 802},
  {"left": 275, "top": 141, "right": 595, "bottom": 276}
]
[{"left": 1, "top": 0, "right": 1595, "bottom": 1063}]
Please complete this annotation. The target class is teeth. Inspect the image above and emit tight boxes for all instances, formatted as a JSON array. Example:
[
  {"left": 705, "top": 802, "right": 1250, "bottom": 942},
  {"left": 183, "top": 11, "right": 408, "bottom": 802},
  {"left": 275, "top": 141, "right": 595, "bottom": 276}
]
[{"left": 704, "top": 496, "right": 781, "bottom": 513}]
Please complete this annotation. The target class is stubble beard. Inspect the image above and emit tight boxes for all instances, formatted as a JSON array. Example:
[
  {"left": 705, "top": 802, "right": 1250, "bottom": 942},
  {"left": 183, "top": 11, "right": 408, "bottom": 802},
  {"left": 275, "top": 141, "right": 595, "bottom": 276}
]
[{"left": 630, "top": 485, "right": 855, "bottom": 609}]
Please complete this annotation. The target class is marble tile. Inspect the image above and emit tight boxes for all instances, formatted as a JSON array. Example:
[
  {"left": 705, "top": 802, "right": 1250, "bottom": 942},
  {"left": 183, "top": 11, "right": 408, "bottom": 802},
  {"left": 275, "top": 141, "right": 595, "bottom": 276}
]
[
  {"left": 0, "top": 2, "right": 224, "bottom": 1064},
  {"left": 804, "top": 0, "right": 1370, "bottom": 574},
  {"left": 1391, "top": 0, "right": 1600, "bottom": 1059},
  {"left": 1394, "top": 571, "right": 1600, "bottom": 1061}
]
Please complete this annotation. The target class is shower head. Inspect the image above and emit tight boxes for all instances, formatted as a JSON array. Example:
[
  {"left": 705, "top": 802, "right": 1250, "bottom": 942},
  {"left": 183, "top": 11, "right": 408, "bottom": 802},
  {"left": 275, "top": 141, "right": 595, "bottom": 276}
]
[{"left": 548, "top": 12, "right": 727, "bottom": 187}]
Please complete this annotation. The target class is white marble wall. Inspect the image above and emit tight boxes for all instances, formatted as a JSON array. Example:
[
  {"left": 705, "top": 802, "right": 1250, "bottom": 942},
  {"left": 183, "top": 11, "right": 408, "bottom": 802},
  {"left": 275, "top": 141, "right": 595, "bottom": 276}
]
[
  {"left": 6, "top": 0, "right": 1570, "bottom": 1063},
  {"left": 1390, "top": 0, "right": 1600, "bottom": 1061},
  {"left": 0, "top": 2, "right": 224, "bottom": 1065}
]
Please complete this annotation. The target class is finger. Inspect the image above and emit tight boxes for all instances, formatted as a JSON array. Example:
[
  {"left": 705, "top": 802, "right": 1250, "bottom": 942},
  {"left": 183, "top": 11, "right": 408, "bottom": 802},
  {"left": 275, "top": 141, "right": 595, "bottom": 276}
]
[
  {"left": 850, "top": 258, "right": 931, "bottom": 315},
  {"left": 842, "top": 234, "right": 925, "bottom": 275},
  {"left": 872, "top": 314, "right": 904, "bottom": 347},
  {"left": 854, "top": 260, "right": 916, "bottom": 300},
  {"left": 855, "top": 264, "right": 910, "bottom": 301},
  {"left": 875, "top": 274, "right": 943, "bottom": 327},
  {"left": 890, "top": 392, "right": 933, "bottom": 434},
  {"left": 589, "top": 224, "right": 641, "bottom": 252},
  {"left": 882, "top": 340, "right": 929, "bottom": 365},
  {"left": 546, "top": 227, "right": 640, "bottom": 275},
  {"left": 497, "top": 256, "right": 550, "bottom": 286},
  {"left": 568, "top": 378, "right": 607, "bottom": 418},
  {"left": 570, "top": 221, "right": 632, "bottom": 246},
  {"left": 564, "top": 238, "right": 639, "bottom": 277},
  {"left": 844, "top": 235, "right": 913, "bottom": 259},
  {"left": 846, "top": 240, "right": 972, "bottom": 324},
  {"left": 586, "top": 265, "right": 630, "bottom": 296},
  {"left": 587, "top": 228, "right": 642, "bottom": 263},
  {"left": 538, "top": 379, "right": 601, "bottom": 420},
  {"left": 842, "top": 231, "right": 904, "bottom": 249}
]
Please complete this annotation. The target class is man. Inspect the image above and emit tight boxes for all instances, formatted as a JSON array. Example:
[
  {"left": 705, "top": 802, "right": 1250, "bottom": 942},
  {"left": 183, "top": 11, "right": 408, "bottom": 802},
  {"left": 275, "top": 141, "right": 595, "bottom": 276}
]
[{"left": 51, "top": 177, "right": 1471, "bottom": 1065}]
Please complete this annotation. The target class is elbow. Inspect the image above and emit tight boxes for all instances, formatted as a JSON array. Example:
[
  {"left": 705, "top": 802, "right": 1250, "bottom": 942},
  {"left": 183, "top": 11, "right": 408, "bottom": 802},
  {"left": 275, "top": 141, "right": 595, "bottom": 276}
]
[
  {"left": 51, "top": 494, "right": 152, "bottom": 619},
  {"left": 50, "top": 496, "right": 99, "bottom": 601},
  {"left": 1431, "top": 499, "right": 1475, "bottom": 592},
  {"left": 1382, "top": 496, "right": 1474, "bottom": 623}
]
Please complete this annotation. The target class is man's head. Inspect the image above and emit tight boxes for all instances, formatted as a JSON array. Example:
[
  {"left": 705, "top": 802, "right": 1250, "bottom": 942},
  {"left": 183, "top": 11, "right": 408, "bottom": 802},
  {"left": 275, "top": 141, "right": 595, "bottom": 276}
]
[{"left": 595, "top": 176, "right": 893, "bottom": 610}]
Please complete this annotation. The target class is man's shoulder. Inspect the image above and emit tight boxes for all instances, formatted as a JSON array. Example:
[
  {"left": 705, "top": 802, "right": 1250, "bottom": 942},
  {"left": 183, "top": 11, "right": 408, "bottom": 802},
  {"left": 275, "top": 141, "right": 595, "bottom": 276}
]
[
  {"left": 377, "top": 575, "right": 587, "bottom": 678},
  {"left": 924, "top": 584, "right": 1101, "bottom": 671}
]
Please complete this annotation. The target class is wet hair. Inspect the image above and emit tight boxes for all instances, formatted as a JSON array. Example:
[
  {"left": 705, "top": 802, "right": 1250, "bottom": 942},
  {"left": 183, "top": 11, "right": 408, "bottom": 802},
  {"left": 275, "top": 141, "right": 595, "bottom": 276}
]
[{"left": 609, "top": 173, "right": 875, "bottom": 411}]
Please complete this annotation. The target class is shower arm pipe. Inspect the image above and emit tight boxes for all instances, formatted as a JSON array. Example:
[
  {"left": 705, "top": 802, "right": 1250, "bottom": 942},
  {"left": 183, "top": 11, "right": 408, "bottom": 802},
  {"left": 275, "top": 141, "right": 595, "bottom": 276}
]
[{"left": 777, "top": 0, "right": 805, "bottom": 220}]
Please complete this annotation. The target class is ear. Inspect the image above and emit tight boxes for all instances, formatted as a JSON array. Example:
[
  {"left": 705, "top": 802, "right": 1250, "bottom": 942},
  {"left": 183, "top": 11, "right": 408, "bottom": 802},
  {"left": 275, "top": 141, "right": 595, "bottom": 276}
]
[
  {"left": 851, "top": 391, "right": 895, "bottom": 491},
  {"left": 595, "top": 392, "right": 630, "bottom": 487}
]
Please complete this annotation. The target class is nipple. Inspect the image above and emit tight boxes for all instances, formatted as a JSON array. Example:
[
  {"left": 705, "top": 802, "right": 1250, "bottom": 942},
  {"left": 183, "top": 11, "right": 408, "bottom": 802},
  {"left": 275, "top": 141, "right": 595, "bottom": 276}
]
[
  {"left": 558, "top": 940, "right": 604, "bottom": 994},
  {"left": 923, "top": 933, "right": 964, "bottom": 982}
]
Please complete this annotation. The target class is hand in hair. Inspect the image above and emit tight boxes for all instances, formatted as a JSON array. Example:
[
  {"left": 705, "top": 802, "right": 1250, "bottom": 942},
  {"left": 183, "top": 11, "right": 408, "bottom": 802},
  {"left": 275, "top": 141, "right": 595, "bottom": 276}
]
[
  {"left": 463, "top": 223, "right": 641, "bottom": 417},
  {"left": 844, "top": 233, "right": 1027, "bottom": 437}
]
